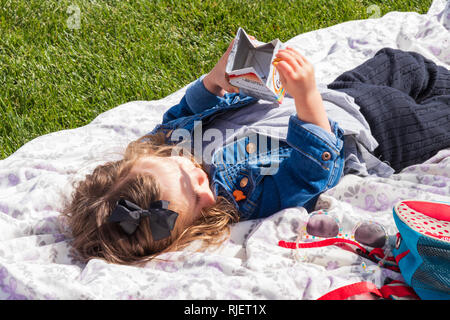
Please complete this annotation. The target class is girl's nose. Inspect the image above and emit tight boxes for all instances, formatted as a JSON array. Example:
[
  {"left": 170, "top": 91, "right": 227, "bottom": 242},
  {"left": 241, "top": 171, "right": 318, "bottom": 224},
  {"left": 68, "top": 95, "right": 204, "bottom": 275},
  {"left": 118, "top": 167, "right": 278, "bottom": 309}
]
[{"left": 194, "top": 167, "right": 207, "bottom": 187}]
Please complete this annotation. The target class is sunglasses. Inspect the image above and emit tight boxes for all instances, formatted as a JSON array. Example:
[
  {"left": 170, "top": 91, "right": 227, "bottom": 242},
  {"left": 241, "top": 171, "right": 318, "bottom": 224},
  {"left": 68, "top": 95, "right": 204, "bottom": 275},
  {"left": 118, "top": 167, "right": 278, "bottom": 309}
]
[
  {"left": 298, "top": 210, "right": 388, "bottom": 249},
  {"left": 278, "top": 210, "right": 399, "bottom": 271}
]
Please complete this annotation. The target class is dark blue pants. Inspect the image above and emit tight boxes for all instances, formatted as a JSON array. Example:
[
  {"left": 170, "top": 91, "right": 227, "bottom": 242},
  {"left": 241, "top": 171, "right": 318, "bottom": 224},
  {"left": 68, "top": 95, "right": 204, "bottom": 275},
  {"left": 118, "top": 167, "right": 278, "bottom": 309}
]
[{"left": 328, "top": 48, "right": 450, "bottom": 172}]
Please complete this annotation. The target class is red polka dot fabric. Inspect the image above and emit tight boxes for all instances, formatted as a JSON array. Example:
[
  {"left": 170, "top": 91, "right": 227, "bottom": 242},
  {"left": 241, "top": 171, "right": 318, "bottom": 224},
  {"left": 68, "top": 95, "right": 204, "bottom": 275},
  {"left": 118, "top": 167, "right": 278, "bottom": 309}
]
[{"left": 395, "top": 201, "right": 450, "bottom": 243}]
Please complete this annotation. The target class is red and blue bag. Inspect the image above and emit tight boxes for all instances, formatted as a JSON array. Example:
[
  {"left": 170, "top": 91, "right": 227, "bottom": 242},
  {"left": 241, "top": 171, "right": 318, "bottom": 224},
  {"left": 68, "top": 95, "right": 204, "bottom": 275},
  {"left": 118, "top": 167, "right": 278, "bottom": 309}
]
[{"left": 393, "top": 200, "right": 450, "bottom": 300}]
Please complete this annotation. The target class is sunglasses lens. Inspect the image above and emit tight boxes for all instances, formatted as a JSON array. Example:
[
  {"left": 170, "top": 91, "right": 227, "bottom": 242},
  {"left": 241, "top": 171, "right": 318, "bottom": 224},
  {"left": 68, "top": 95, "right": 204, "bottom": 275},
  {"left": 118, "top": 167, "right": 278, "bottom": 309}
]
[
  {"left": 354, "top": 222, "right": 386, "bottom": 248},
  {"left": 306, "top": 214, "right": 339, "bottom": 238}
]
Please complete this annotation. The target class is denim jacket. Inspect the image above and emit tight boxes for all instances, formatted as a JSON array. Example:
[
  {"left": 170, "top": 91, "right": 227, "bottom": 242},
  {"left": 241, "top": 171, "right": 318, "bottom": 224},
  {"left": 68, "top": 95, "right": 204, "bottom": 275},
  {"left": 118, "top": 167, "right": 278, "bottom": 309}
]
[{"left": 149, "top": 77, "right": 345, "bottom": 220}]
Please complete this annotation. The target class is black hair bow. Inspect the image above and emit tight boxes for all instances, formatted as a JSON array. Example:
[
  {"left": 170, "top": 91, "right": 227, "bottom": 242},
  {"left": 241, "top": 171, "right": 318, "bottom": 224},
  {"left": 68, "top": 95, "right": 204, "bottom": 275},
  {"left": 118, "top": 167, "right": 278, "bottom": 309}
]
[{"left": 107, "top": 198, "right": 179, "bottom": 241}]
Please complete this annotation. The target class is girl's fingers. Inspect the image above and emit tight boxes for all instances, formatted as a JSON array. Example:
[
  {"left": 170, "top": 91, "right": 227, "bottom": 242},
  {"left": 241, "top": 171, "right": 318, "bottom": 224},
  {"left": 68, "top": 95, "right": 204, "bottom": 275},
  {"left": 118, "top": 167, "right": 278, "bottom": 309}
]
[
  {"left": 275, "top": 50, "right": 300, "bottom": 71},
  {"left": 223, "top": 76, "right": 240, "bottom": 93},
  {"left": 223, "top": 82, "right": 239, "bottom": 93},
  {"left": 277, "top": 67, "right": 287, "bottom": 87},
  {"left": 274, "top": 60, "right": 294, "bottom": 82},
  {"left": 226, "top": 88, "right": 239, "bottom": 94},
  {"left": 285, "top": 47, "right": 306, "bottom": 66}
]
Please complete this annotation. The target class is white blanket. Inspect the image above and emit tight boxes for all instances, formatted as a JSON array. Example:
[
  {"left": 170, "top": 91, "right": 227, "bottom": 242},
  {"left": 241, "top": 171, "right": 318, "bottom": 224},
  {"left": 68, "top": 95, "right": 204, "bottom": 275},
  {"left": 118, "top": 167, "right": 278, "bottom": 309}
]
[{"left": 0, "top": 0, "right": 449, "bottom": 299}]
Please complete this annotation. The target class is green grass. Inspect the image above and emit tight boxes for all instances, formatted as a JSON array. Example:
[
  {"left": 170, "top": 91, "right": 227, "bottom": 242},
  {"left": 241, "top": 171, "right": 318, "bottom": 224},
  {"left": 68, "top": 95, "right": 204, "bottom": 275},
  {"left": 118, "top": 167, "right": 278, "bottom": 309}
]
[{"left": 0, "top": 0, "right": 432, "bottom": 159}]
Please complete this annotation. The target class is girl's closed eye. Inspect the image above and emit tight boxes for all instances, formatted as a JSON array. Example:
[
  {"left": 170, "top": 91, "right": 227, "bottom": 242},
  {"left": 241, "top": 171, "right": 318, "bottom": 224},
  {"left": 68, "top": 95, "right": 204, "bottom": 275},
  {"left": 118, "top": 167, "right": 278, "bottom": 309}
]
[{"left": 194, "top": 192, "right": 201, "bottom": 206}]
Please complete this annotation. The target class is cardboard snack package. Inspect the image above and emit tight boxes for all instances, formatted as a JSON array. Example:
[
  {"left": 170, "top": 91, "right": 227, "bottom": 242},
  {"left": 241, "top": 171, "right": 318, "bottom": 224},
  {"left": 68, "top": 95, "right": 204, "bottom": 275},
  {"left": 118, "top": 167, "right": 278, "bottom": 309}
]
[{"left": 226, "top": 28, "right": 286, "bottom": 103}]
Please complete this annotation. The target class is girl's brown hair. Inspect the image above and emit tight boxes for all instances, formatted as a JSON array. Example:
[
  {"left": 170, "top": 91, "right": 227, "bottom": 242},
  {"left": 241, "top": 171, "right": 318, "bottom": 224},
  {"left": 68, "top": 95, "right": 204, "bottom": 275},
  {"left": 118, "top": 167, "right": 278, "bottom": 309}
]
[{"left": 61, "top": 131, "right": 239, "bottom": 266}]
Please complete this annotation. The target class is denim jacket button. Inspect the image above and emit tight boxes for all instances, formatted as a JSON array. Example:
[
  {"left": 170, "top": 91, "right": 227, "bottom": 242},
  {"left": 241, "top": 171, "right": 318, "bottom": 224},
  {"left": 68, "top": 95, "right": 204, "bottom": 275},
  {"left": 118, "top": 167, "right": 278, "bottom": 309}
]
[
  {"left": 322, "top": 151, "right": 331, "bottom": 161},
  {"left": 246, "top": 142, "right": 256, "bottom": 154},
  {"left": 239, "top": 177, "right": 249, "bottom": 188}
]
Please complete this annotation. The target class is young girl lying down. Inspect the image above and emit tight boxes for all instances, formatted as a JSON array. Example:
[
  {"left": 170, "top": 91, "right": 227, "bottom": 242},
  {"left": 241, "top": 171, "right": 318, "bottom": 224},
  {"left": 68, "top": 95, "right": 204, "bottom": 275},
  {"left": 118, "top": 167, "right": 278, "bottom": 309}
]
[{"left": 63, "top": 39, "right": 450, "bottom": 265}]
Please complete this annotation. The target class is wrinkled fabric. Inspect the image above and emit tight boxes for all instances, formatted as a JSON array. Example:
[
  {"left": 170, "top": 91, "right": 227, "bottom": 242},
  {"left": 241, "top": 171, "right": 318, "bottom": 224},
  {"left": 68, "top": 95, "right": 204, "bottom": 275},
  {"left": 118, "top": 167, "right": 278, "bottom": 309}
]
[{"left": 0, "top": 0, "right": 448, "bottom": 299}]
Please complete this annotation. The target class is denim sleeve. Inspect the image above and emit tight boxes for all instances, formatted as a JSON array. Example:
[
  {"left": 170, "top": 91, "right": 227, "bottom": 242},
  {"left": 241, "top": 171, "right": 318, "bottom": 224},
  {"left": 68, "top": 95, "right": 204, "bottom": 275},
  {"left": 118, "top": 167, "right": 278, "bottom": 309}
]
[
  {"left": 252, "top": 115, "right": 345, "bottom": 218},
  {"left": 286, "top": 115, "right": 343, "bottom": 172},
  {"left": 185, "top": 75, "right": 223, "bottom": 113},
  {"left": 162, "top": 75, "right": 223, "bottom": 124}
]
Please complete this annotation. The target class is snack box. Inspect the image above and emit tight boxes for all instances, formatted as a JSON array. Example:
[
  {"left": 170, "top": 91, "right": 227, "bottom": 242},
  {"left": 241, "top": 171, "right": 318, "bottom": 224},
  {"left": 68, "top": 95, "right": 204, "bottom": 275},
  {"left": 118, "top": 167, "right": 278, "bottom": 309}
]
[{"left": 226, "top": 28, "right": 286, "bottom": 103}]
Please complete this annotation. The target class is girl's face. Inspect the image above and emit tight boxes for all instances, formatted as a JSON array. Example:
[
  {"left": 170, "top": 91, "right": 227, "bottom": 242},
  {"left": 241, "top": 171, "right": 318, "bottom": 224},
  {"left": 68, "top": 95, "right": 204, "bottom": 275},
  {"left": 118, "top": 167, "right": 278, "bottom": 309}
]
[{"left": 131, "top": 156, "right": 216, "bottom": 224}]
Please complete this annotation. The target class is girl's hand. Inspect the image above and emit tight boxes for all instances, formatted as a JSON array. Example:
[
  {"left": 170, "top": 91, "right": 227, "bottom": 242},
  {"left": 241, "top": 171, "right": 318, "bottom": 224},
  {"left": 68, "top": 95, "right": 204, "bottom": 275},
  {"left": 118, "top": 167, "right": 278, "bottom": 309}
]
[
  {"left": 274, "top": 47, "right": 331, "bottom": 133},
  {"left": 273, "top": 47, "right": 318, "bottom": 101},
  {"left": 203, "top": 40, "right": 240, "bottom": 97}
]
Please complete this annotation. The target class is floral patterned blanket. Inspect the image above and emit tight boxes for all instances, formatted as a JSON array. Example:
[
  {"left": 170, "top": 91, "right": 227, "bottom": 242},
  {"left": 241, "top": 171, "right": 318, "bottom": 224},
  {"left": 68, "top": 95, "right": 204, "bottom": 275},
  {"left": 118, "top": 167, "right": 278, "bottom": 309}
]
[{"left": 0, "top": 0, "right": 449, "bottom": 299}]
